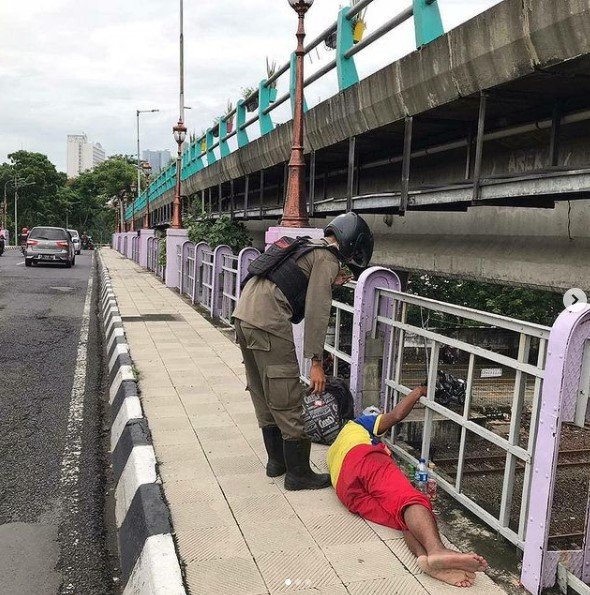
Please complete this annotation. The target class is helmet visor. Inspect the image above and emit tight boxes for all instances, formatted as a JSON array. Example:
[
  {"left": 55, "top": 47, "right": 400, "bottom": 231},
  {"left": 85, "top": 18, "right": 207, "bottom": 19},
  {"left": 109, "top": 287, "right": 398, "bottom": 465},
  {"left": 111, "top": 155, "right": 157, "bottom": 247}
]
[{"left": 349, "top": 232, "right": 373, "bottom": 268}]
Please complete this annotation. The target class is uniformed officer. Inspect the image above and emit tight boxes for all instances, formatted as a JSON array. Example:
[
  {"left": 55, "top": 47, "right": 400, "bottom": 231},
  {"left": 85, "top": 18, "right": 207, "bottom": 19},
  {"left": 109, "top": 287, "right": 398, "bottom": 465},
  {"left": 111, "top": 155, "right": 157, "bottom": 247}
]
[{"left": 233, "top": 212, "right": 374, "bottom": 490}]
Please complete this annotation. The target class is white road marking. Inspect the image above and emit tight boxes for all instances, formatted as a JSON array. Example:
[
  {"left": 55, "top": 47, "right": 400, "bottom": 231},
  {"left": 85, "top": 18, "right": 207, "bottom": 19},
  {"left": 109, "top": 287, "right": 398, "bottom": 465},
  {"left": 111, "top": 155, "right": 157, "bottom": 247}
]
[
  {"left": 16, "top": 261, "right": 24, "bottom": 266},
  {"left": 58, "top": 274, "right": 93, "bottom": 593}
]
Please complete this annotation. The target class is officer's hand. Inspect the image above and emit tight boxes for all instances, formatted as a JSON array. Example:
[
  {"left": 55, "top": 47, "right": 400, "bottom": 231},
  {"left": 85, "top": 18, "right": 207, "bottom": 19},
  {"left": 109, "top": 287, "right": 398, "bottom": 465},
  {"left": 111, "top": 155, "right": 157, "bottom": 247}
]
[
  {"left": 333, "top": 269, "right": 353, "bottom": 287},
  {"left": 309, "top": 361, "right": 326, "bottom": 395}
]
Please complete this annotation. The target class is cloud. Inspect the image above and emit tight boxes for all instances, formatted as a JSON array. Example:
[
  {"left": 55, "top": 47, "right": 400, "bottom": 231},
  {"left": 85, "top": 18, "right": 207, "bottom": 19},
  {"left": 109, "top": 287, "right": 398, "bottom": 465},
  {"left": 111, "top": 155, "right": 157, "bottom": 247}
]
[{"left": 0, "top": 0, "right": 501, "bottom": 173}]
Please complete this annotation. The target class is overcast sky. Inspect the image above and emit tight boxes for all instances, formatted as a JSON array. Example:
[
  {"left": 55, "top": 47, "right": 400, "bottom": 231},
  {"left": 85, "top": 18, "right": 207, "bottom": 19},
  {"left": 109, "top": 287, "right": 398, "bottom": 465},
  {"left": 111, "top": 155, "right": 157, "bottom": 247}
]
[{"left": 0, "top": 0, "right": 501, "bottom": 173}]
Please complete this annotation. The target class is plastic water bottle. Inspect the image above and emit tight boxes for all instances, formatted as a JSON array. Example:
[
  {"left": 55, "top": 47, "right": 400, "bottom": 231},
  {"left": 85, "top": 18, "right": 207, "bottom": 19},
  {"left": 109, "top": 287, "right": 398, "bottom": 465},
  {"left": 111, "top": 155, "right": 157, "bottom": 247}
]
[
  {"left": 427, "top": 462, "right": 438, "bottom": 502},
  {"left": 415, "top": 458, "right": 428, "bottom": 492}
]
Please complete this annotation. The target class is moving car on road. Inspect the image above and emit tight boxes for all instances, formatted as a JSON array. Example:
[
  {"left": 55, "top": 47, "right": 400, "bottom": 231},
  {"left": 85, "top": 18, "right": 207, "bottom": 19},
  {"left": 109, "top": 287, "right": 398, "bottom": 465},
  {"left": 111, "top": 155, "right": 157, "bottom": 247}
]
[
  {"left": 68, "top": 229, "right": 81, "bottom": 255},
  {"left": 25, "top": 226, "right": 75, "bottom": 268}
]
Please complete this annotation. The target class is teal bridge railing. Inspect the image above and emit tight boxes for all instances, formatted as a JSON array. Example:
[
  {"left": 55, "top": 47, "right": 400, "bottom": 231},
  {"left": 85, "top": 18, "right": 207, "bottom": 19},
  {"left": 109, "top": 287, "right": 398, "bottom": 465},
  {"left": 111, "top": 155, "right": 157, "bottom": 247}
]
[{"left": 125, "top": 0, "right": 444, "bottom": 221}]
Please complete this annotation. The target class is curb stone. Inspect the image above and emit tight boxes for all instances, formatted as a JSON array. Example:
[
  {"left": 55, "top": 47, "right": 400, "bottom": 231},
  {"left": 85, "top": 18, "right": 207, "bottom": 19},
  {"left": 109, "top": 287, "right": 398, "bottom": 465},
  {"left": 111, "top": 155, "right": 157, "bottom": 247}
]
[{"left": 97, "top": 252, "right": 186, "bottom": 595}]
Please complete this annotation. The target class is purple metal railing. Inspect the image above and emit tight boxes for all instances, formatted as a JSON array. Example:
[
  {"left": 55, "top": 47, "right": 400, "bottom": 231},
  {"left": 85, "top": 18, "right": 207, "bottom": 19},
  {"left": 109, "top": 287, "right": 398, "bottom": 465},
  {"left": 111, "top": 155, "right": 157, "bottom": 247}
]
[
  {"left": 131, "top": 235, "right": 139, "bottom": 263},
  {"left": 156, "top": 240, "right": 164, "bottom": 281},
  {"left": 146, "top": 237, "right": 154, "bottom": 270},
  {"left": 193, "top": 242, "right": 209, "bottom": 305},
  {"left": 521, "top": 306, "right": 590, "bottom": 594},
  {"left": 181, "top": 241, "right": 196, "bottom": 298},
  {"left": 219, "top": 247, "right": 260, "bottom": 326}
]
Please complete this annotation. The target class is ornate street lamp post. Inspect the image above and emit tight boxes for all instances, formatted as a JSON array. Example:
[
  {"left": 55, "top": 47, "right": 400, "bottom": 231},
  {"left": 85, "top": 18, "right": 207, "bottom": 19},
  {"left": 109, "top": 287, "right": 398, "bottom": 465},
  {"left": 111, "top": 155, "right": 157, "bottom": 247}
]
[
  {"left": 281, "top": 0, "right": 314, "bottom": 228},
  {"left": 170, "top": 0, "right": 186, "bottom": 229},
  {"left": 130, "top": 182, "right": 137, "bottom": 231},
  {"left": 171, "top": 120, "right": 187, "bottom": 228},
  {"left": 141, "top": 161, "right": 153, "bottom": 228},
  {"left": 122, "top": 192, "right": 129, "bottom": 232}
]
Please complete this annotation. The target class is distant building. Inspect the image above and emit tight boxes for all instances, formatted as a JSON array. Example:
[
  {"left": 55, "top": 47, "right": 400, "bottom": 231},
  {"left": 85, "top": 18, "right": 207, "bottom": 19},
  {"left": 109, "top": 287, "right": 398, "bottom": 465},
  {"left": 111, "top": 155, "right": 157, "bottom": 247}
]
[
  {"left": 142, "top": 149, "right": 171, "bottom": 175},
  {"left": 67, "top": 134, "right": 106, "bottom": 178}
]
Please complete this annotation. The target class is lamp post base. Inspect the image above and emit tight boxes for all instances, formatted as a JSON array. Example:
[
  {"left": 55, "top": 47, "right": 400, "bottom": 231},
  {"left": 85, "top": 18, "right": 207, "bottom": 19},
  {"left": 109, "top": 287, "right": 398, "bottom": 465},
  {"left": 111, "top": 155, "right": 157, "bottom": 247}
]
[{"left": 265, "top": 225, "right": 323, "bottom": 247}]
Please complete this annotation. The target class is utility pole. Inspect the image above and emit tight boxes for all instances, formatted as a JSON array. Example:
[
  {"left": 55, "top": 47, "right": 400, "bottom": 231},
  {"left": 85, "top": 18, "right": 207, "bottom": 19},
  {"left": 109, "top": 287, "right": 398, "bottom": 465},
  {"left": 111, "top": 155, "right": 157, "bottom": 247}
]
[{"left": 13, "top": 177, "right": 34, "bottom": 244}]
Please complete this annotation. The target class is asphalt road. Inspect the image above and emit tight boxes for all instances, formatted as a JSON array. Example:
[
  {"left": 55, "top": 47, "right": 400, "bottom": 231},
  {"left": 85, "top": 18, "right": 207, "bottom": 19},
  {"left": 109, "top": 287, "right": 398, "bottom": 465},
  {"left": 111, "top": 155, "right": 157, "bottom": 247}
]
[{"left": 0, "top": 249, "right": 118, "bottom": 594}]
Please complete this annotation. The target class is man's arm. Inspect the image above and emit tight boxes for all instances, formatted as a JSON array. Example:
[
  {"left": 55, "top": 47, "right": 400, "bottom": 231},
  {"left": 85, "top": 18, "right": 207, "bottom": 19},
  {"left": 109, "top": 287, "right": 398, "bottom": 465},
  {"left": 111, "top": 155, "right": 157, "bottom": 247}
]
[
  {"left": 303, "top": 250, "right": 340, "bottom": 394},
  {"left": 376, "top": 385, "right": 428, "bottom": 435}
]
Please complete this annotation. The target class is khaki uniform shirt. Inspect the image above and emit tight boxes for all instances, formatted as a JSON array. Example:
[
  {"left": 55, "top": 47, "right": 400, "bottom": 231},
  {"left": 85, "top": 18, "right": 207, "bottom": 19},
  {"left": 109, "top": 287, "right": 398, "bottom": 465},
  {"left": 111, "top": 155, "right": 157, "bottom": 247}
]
[{"left": 233, "top": 238, "right": 340, "bottom": 360}]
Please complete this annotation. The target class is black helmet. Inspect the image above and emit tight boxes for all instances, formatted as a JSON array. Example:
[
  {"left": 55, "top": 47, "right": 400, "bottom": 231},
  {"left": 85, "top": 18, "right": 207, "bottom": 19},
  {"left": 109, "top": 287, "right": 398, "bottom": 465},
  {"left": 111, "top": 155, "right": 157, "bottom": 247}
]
[{"left": 324, "top": 212, "right": 374, "bottom": 268}]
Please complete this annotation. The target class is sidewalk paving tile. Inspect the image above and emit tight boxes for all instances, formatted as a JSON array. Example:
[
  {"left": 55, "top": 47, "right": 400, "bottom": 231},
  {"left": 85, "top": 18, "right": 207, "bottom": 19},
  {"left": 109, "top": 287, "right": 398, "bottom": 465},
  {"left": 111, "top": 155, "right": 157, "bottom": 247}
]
[
  {"left": 323, "top": 541, "right": 407, "bottom": 582},
  {"left": 239, "top": 517, "right": 317, "bottom": 556},
  {"left": 347, "top": 576, "right": 429, "bottom": 595},
  {"left": 184, "top": 556, "right": 268, "bottom": 595},
  {"left": 257, "top": 546, "right": 341, "bottom": 592},
  {"left": 101, "top": 248, "right": 507, "bottom": 595}
]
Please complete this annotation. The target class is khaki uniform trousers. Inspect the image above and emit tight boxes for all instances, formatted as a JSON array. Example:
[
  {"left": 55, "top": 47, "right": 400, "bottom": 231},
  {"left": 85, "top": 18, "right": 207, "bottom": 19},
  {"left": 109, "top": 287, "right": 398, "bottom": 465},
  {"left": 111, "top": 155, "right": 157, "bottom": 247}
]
[{"left": 235, "top": 319, "right": 305, "bottom": 440}]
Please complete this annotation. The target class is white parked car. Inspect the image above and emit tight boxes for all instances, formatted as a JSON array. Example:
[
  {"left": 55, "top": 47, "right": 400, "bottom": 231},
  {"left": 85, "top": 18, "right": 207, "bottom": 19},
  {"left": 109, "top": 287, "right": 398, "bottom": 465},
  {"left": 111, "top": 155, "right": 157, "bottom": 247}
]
[{"left": 68, "top": 229, "right": 81, "bottom": 255}]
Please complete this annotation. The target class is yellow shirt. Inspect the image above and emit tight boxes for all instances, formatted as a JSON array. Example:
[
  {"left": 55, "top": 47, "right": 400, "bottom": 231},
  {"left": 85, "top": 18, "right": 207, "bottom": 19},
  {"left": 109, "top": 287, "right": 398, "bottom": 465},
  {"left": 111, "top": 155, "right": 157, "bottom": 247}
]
[{"left": 326, "top": 414, "right": 383, "bottom": 487}]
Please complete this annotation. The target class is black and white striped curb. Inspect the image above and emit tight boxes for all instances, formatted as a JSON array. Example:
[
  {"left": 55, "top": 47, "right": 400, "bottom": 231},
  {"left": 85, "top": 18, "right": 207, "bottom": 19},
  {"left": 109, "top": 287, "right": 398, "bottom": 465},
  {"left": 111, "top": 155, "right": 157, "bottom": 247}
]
[{"left": 98, "top": 253, "right": 185, "bottom": 595}]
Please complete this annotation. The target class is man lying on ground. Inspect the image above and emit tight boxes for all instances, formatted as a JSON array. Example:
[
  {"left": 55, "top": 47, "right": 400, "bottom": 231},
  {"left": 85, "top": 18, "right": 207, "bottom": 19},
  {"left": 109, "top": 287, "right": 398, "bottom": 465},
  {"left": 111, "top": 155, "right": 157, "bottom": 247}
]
[{"left": 326, "top": 386, "right": 489, "bottom": 588}]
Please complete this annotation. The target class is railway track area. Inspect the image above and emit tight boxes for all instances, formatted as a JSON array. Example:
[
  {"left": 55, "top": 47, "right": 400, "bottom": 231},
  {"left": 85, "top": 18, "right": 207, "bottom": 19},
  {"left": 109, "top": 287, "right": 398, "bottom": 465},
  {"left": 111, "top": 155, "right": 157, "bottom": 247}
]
[{"left": 435, "top": 448, "right": 590, "bottom": 476}]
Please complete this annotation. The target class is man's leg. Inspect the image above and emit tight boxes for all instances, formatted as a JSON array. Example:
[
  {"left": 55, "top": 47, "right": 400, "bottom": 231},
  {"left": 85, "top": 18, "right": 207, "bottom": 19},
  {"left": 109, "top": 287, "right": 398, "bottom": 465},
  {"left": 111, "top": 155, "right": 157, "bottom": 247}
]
[
  {"left": 358, "top": 455, "right": 487, "bottom": 586},
  {"left": 235, "top": 320, "right": 285, "bottom": 477},
  {"left": 403, "top": 505, "right": 486, "bottom": 573},
  {"left": 257, "top": 332, "right": 331, "bottom": 490},
  {"left": 403, "top": 505, "right": 482, "bottom": 588}
]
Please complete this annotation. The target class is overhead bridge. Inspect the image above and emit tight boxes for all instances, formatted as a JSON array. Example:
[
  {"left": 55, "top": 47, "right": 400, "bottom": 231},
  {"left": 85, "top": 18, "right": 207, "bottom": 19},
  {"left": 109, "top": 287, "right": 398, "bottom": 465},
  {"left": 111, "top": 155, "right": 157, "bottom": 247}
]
[{"left": 124, "top": 0, "right": 590, "bottom": 291}]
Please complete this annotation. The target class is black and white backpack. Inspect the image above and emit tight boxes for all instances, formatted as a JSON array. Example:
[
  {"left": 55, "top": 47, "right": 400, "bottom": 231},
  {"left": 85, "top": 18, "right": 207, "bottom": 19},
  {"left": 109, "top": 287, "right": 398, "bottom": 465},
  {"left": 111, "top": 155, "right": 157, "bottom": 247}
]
[{"left": 302, "top": 377, "right": 355, "bottom": 445}]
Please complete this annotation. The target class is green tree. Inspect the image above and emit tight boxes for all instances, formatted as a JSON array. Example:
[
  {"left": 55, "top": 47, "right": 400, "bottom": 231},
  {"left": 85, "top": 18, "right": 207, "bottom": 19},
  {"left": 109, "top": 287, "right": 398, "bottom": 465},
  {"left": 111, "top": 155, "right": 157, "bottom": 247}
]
[
  {"left": 70, "top": 156, "right": 137, "bottom": 238},
  {"left": 3, "top": 151, "right": 66, "bottom": 230},
  {"left": 407, "top": 273, "right": 563, "bottom": 327}
]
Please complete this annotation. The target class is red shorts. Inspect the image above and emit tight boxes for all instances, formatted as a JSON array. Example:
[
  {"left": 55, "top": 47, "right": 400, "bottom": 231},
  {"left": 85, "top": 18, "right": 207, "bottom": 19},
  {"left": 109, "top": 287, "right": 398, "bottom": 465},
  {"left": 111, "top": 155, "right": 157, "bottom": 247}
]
[{"left": 335, "top": 444, "right": 432, "bottom": 531}]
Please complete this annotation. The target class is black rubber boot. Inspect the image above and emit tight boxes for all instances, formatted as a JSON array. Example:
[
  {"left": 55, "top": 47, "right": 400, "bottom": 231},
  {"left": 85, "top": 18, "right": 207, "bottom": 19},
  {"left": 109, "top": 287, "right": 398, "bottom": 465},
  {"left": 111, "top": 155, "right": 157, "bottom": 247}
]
[
  {"left": 261, "top": 426, "right": 286, "bottom": 477},
  {"left": 283, "top": 439, "right": 332, "bottom": 491}
]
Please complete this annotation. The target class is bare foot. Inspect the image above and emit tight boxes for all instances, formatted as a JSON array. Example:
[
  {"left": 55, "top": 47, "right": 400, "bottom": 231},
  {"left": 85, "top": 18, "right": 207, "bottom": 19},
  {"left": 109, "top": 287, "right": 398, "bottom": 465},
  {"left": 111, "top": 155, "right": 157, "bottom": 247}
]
[
  {"left": 427, "top": 550, "right": 488, "bottom": 573},
  {"left": 418, "top": 557, "right": 476, "bottom": 588}
]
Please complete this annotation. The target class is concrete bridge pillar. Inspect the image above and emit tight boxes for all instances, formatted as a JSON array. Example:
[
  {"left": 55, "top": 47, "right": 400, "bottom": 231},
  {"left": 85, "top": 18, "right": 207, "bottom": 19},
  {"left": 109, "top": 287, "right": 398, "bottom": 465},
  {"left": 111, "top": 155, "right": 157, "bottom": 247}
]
[{"left": 165, "top": 228, "right": 188, "bottom": 290}]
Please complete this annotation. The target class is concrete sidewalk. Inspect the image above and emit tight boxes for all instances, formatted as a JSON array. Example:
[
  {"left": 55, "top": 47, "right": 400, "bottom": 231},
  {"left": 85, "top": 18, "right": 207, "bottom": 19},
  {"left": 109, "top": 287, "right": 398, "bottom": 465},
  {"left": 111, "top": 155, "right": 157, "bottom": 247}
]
[{"left": 101, "top": 247, "right": 505, "bottom": 595}]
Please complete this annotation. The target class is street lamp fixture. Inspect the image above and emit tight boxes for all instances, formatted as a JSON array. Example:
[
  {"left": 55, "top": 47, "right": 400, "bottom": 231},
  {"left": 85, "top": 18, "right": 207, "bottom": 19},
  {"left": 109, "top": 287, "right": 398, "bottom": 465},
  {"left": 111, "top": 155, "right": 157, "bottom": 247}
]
[
  {"left": 287, "top": 0, "right": 314, "bottom": 9},
  {"left": 171, "top": 119, "right": 187, "bottom": 229},
  {"left": 281, "top": 0, "right": 314, "bottom": 227}
]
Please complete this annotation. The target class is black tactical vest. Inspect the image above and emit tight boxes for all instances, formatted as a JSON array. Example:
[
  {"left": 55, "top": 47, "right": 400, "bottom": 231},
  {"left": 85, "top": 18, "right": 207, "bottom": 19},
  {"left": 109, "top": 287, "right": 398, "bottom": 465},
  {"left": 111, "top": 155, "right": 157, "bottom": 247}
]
[{"left": 242, "top": 237, "right": 337, "bottom": 324}]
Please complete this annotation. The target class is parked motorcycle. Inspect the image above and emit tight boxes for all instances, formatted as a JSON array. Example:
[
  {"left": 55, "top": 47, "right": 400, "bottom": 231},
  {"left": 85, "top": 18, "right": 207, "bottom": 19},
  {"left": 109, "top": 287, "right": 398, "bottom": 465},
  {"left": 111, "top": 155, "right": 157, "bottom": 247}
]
[{"left": 434, "top": 370, "right": 466, "bottom": 409}]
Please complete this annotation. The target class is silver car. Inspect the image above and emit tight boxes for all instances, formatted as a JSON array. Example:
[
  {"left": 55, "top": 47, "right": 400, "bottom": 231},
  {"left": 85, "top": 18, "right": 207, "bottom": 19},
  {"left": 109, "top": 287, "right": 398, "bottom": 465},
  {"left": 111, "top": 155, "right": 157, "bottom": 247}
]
[
  {"left": 25, "top": 226, "right": 75, "bottom": 268},
  {"left": 68, "top": 229, "right": 81, "bottom": 255}
]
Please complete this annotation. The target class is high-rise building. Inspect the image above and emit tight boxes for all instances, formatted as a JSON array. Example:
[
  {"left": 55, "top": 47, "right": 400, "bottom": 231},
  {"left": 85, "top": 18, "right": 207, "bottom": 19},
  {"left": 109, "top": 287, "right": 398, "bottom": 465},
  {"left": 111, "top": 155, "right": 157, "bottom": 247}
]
[
  {"left": 67, "top": 134, "right": 106, "bottom": 178},
  {"left": 142, "top": 149, "right": 171, "bottom": 175}
]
